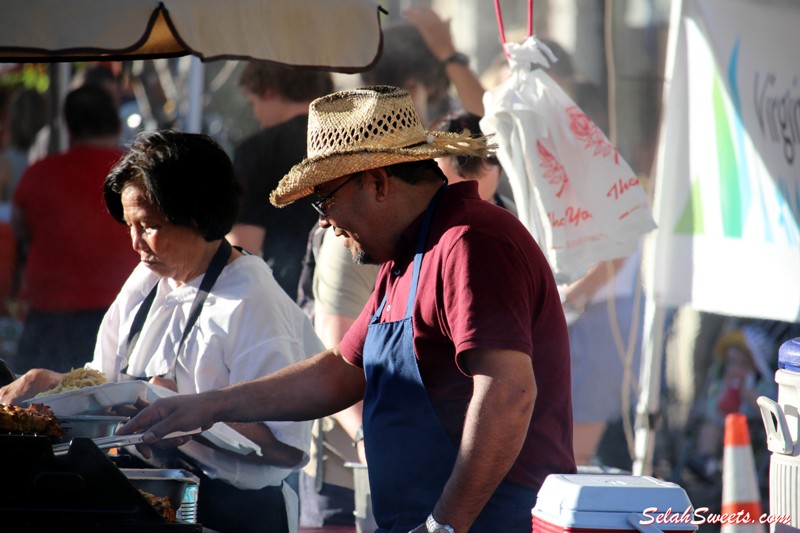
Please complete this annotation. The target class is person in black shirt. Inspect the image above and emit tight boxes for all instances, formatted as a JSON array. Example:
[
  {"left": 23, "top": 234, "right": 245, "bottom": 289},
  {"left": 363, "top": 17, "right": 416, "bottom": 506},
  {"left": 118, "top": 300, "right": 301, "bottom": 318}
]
[{"left": 227, "top": 62, "right": 333, "bottom": 296}]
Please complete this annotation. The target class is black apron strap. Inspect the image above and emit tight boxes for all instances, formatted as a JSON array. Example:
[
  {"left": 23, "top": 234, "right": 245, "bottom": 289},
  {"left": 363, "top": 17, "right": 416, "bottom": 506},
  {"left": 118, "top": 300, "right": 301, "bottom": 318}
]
[
  {"left": 178, "top": 239, "right": 232, "bottom": 351},
  {"left": 125, "top": 283, "right": 158, "bottom": 363},
  {"left": 120, "top": 239, "right": 233, "bottom": 381}
]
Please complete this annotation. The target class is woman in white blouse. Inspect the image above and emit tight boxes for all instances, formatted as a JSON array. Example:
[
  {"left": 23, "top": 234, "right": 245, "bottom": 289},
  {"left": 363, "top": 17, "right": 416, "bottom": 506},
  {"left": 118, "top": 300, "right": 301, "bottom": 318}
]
[{"left": 0, "top": 130, "right": 322, "bottom": 533}]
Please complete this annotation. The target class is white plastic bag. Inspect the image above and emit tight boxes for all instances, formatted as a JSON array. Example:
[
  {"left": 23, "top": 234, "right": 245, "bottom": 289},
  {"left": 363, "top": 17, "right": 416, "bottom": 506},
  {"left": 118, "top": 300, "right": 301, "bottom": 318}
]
[{"left": 480, "top": 36, "right": 656, "bottom": 284}]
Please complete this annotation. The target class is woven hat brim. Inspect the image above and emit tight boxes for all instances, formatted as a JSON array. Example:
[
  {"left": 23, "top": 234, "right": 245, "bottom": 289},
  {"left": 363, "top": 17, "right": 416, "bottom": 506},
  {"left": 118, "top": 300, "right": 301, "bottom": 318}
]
[{"left": 270, "top": 132, "right": 494, "bottom": 207}]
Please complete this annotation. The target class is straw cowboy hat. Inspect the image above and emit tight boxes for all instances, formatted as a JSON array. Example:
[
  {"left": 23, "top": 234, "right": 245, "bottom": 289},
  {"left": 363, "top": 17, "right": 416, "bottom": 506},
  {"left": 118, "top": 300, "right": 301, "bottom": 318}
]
[{"left": 270, "top": 85, "right": 495, "bottom": 207}]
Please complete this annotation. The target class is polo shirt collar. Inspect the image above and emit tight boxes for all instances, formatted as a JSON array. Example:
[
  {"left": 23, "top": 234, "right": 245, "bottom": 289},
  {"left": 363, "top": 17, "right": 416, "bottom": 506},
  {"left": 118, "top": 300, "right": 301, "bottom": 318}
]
[{"left": 389, "top": 180, "right": 481, "bottom": 268}]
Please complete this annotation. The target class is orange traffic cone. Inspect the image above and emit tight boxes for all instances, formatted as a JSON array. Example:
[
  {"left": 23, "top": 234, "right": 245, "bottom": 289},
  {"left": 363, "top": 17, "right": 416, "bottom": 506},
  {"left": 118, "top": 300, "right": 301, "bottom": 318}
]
[{"left": 721, "top": 413, "right": 766, "bottom": 532}]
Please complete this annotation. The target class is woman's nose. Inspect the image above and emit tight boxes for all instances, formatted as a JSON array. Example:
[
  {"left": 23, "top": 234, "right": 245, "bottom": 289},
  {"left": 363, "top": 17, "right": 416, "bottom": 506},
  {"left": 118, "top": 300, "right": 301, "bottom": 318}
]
[{"left": 130, "top": 227, "right": 147, "bottom": 252}]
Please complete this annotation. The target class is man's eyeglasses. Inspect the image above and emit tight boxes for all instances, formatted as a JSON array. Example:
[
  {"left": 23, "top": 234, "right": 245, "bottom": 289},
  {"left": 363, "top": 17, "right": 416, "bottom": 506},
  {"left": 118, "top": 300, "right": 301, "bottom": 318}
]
[{"left": 311, "top": 173, "right": 360, "bottom": 217}]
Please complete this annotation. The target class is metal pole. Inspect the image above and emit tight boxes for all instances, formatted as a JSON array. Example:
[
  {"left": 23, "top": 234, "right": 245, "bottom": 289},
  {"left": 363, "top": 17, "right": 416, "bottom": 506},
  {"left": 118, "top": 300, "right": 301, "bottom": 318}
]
[
  {"left": 186, "top": 57, "right": 205, "bottom": 133},
  {"left": 632, "top": 298, "right": 666, "bottom": 476}
]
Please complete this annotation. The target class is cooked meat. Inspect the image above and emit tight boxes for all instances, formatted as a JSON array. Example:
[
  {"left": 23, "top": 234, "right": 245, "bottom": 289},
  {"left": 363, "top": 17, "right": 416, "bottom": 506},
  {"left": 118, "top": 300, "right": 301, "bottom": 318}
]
[
  {"left": 0, "top": 403, "right": 64, "bottom": 437},
  {"left": 139, "top": 489, "right": 177, "bottom": 523}
]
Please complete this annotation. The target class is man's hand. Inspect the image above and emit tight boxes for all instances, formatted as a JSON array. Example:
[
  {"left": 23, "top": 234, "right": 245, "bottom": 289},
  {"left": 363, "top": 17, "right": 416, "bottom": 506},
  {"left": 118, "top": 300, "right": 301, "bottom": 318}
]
[
  {"left": 0, "top": 369, "right": 62, "bottom": 405},
  {"left": 117, "top": 392, "right": 217, "bottom": 445}
]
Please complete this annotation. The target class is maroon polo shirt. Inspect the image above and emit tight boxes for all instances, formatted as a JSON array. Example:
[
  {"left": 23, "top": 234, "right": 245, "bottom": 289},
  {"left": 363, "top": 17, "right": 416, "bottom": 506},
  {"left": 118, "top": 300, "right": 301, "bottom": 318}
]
[{"left": 339, "top": 180, "right": 576, "bottom": 490}]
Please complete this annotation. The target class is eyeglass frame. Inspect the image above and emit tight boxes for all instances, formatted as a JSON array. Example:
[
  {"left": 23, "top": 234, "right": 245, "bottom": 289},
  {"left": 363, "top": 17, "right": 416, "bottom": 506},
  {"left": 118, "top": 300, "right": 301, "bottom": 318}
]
[{"left": 311, "top": 172, "right": 361, "bottom": 217}]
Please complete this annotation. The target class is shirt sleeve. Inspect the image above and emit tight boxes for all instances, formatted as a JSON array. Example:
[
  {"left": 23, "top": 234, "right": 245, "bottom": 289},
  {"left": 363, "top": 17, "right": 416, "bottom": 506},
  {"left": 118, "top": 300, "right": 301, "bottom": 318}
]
[
  {"left": 441, "top": 229, "right": 536, "bottom": 365},
  {"left": 337, "top": 265, "right": 389, "bottom": 368}
]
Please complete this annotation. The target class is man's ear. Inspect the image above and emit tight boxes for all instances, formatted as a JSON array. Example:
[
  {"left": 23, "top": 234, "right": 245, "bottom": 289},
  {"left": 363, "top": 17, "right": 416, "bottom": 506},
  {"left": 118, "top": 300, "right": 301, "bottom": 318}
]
[{"left": 365, "top": 168, "right": 391, "bottom": 202}]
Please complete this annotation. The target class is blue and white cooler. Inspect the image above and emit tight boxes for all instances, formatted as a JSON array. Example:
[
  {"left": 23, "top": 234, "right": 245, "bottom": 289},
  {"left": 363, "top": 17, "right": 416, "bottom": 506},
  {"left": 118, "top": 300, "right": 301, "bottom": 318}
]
[
  {"left": 531, "top": 474, "right": 697, "bottom": 533},
  {"left": 758, "top": 338, "right": 800, "bottom": 532}
]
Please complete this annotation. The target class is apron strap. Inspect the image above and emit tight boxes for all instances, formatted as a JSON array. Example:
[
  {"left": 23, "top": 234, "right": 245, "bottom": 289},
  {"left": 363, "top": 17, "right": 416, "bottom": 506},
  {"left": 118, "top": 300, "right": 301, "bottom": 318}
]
[
  {"left": 120, "top": 238, "right": 232, "bottom": 380},
  {"left": 125, "top": 282, "right": 158, "bottom": 362},
  {"left": 178, "top": 238, "right": 232, "bottom": 350},
  {"left": 404, "top": 185, "right": 446, "bottom": 319}
]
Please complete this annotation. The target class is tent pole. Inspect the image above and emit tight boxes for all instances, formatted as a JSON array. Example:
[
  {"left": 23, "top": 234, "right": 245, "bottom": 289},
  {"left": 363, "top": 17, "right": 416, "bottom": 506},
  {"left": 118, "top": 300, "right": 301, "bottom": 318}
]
[
  {"left": 632, "top": 298, "right": 666, "bottom": 476},
  {"left": 632, "top": 0, "right": 685, "bottom": 478},
  {"left": 186, "top": 57, "right": 205, "bottom": 133}
]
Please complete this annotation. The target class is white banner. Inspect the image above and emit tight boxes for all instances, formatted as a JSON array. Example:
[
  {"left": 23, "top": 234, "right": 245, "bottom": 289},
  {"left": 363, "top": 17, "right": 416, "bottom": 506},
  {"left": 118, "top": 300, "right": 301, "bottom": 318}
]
[{"left": 650, "top": 0, "right": 800, "bottom": 322}]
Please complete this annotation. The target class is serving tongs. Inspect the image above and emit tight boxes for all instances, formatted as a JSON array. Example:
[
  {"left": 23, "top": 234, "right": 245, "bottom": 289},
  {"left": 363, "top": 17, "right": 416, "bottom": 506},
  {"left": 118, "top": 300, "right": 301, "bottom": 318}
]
[{"left": 52, "top": 428, "right": 202, "bottom": 456}]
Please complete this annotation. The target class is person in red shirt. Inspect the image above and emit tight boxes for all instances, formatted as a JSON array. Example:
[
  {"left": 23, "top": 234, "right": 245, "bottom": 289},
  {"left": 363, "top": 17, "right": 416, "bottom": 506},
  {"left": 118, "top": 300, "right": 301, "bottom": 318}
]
[
  {"left": 120, "top": 86, "right": 575, "bottom": 533},
  {"left": 11, "top": 84, "right": 137, "bottom": 373}
]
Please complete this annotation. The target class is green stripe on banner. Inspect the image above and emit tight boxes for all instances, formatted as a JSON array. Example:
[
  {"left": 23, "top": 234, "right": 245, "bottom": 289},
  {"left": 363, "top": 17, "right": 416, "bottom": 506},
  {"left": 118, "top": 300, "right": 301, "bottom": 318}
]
[
  {"left": 675, "top": 177, "right": 705, "bottom": 235},
  {"left": 713, "top": 75, "right": 743, "bottom": 238}
]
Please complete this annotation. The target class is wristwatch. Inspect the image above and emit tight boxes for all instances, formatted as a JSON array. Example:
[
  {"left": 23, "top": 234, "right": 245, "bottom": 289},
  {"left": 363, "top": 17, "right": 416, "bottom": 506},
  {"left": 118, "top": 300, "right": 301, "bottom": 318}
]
[
  {"left": 442, "top": 51, "right": 469, "bottom": 67},
  {"left": 426, "top": 513, "right": 455, "bottom": 533}
]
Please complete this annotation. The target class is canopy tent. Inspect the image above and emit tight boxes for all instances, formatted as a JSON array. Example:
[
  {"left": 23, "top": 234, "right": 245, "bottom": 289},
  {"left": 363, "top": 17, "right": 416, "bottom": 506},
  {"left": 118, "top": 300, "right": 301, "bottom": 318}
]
[
  {"left": 0, "top": 0, "right": 383, "bottom": 137},
  {"left": 0, "top": 0, "right": 383, "bottom": 71}
]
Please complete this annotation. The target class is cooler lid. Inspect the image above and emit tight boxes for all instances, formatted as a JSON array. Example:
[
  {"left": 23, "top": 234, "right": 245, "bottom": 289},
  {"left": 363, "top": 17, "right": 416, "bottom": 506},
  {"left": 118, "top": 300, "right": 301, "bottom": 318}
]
[
  {"left": 533, "top": 474, "right": 694, "bottom": 517},
  {"left": 778, "top": 338, "right": 800, "bottom": 372}
]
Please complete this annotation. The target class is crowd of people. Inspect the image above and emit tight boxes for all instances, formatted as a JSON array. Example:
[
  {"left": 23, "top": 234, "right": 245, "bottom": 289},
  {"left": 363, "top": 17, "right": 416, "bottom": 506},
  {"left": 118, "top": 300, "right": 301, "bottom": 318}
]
[{"left": 0, "top": 5, "right": 796, "bottom": 533}]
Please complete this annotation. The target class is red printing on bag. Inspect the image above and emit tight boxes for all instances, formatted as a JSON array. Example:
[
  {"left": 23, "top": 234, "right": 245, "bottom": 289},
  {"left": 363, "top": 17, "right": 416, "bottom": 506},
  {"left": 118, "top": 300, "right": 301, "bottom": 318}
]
[
  {"left": 606, "top": 176, "right": 642, "bottom": 201},
  {"left": 548, "top": 206, "right": 592, "bottom": 228},
  {"left": 536, "top": 140, "right": 570, "bottom": 198},
  {"left": 567, "top": 106, "right": 619, "bottom": 164}
]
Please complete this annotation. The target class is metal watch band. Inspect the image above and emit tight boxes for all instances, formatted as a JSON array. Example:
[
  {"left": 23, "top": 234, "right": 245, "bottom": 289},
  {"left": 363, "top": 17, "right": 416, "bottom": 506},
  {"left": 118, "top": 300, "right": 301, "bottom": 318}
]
[{"left": 426, "top": 513, "right": 455, "bottom": 533}]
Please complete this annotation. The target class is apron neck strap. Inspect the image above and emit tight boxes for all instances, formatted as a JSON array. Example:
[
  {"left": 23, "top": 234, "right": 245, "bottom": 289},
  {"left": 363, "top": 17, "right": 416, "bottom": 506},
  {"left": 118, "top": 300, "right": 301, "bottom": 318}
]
[
  {"left": 404, "top": 184, "right": 447, "bottom": 319},
  {"left": 121, "top": 238, "right": 233, "bottom": 380}
]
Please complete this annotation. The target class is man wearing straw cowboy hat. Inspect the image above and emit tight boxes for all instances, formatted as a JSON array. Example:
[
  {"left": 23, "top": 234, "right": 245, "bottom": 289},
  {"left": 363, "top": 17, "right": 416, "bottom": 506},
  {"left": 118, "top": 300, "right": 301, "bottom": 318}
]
[{"left": 120, "top": 85, "right": 576, "bottom": 532}]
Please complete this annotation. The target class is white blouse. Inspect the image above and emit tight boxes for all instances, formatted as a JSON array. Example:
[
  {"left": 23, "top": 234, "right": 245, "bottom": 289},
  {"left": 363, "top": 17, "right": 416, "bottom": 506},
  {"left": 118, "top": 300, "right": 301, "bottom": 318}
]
[{"left": 90, "top": 255, "right": 323, "bottom": 489}]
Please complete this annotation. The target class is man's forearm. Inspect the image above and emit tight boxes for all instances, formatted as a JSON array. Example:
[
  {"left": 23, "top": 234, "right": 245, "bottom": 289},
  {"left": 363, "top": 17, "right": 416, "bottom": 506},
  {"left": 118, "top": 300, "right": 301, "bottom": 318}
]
[
  {"left": 216, "top": 348, "right": 366, "bottom": 424},
  {"left": 431, "top": 368, "right": 535, "bottom": 531}
]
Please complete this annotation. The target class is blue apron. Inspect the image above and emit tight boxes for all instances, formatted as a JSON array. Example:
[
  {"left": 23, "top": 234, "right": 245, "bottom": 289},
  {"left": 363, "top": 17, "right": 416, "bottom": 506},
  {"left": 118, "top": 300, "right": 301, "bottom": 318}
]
[{"left": 362, "top": 186, "right": 535, "bottom": 533}]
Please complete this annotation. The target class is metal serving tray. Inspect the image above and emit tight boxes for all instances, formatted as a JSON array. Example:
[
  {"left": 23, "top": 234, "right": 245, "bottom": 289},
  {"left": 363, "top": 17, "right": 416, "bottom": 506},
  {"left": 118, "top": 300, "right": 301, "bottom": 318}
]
[{"left": 52, "top": 428, "right": 202, "bottom": 456}]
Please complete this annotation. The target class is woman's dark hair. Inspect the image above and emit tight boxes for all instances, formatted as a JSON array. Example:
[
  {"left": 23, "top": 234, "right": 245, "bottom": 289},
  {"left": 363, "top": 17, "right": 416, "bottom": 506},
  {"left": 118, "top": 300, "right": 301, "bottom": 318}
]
[
  {"left": 430, "top": 112, "right": 500, "bottom": 178},
  {"left": 104, "top": 129, "right": 242, "bottom": 241}
]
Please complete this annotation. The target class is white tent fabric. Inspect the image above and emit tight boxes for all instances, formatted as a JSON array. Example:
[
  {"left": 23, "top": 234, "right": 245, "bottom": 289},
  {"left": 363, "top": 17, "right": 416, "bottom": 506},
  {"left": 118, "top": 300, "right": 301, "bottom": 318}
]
[{"left": 0, "top": 0, "right": 383, "bottom": 71}]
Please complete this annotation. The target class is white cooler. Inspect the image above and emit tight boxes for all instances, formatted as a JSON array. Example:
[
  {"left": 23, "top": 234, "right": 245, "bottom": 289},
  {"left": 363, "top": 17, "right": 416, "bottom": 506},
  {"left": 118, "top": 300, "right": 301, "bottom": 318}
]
[
  {"left": 531, "top": 474, "right": 697, "bottom": 532},
  {"left": 758, "top": 338, "right": 800, "bottom": 532}
]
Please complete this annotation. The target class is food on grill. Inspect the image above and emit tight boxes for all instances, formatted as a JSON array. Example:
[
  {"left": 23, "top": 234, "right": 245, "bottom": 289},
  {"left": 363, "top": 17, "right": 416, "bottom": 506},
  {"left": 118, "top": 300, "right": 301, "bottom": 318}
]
[
  {"left": 0, "top": 403, "right": 64, "bottom": 437},
  {"left": 36, "top": 368, "right": 108, "bottom": 397},
  {"left": 139, "top": 489, "right": 177, "bottom": 523}
]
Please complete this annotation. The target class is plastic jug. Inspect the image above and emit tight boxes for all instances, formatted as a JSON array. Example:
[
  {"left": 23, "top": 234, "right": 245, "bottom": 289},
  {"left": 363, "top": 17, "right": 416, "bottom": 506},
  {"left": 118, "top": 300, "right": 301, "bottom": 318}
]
[{"left": 757, "top": 338, "right": 800, "bottom": 532}]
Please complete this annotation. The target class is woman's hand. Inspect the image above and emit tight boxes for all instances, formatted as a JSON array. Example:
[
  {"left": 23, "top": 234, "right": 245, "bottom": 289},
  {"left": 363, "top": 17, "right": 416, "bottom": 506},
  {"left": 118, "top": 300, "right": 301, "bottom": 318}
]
[
  {"left": 149, "top": 376, "right": 178, "bottom": 393},
  {"left": 0, "top": 369, "right": 62, "bottom": 405}
]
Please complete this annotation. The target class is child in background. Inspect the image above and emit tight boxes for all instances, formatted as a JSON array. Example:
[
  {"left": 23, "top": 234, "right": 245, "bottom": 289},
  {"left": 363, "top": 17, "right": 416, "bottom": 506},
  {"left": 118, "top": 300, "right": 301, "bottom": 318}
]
[{"left": 688, "top": 324, "right": 776, "bottom": 481}]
